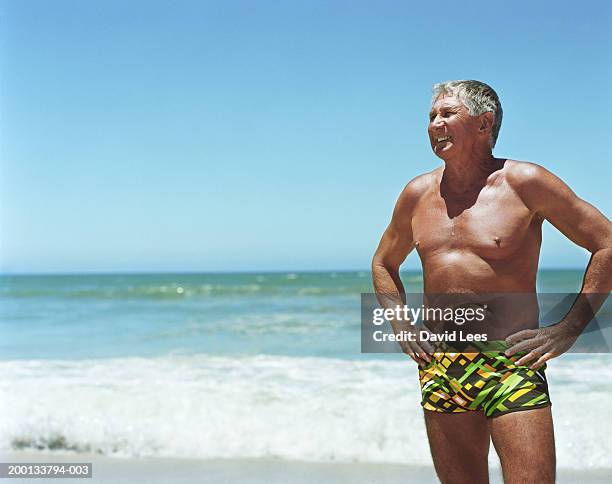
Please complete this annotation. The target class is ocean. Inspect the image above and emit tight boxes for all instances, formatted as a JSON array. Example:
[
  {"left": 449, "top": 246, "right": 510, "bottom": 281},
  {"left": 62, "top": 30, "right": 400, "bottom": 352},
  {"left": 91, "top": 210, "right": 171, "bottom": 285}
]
[{"left": 0, "top": 270, "right": 610, "bottom": 470}]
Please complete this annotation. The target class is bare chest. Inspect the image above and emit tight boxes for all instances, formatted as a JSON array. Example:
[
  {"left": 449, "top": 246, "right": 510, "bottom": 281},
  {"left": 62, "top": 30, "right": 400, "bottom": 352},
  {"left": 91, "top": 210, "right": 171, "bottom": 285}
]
[{"left": 411, "top": 187, "right": 538, "bottom": 260}]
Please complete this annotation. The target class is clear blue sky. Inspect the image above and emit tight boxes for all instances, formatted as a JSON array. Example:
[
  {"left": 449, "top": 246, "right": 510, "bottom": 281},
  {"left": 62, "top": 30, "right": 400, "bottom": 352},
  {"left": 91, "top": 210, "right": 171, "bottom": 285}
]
[{"left": 0, "top": 0, "right": 610, "bottom": 273}]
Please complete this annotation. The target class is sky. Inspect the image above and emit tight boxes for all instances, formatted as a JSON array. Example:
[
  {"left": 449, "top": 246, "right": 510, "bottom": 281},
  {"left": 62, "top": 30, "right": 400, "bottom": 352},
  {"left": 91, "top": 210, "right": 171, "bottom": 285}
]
[{"left": 0, "top": 0, "right": 610, "bottom": 273}]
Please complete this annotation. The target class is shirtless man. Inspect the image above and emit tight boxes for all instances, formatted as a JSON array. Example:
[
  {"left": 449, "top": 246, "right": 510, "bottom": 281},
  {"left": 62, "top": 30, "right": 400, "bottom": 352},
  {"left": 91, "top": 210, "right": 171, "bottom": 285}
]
[{"left": 371, "top": 80, "right": 611, "bottom": 484}]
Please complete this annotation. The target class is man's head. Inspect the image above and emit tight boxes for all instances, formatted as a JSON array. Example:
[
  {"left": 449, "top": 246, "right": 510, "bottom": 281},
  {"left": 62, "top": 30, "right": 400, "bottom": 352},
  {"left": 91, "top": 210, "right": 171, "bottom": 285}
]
[{"left": 428, "top": 80, "right": 503, "bottom": 159}]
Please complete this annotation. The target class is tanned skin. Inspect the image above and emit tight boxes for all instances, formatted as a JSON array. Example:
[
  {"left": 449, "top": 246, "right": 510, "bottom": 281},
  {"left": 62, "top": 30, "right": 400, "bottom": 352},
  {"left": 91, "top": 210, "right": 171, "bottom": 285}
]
[{"left": 372, "top": 93, "right": 612, "bottom": 484}]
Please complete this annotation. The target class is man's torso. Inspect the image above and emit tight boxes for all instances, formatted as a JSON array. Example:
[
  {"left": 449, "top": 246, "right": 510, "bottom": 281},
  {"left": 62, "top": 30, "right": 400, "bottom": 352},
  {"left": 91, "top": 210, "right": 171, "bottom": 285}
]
[{"left": 411, "top": 160, "right": 544, "bottom": 337}]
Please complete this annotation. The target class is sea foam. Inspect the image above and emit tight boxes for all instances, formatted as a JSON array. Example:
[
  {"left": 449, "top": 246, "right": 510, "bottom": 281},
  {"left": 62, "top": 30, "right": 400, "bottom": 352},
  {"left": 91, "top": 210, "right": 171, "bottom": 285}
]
[{"left": 1, "top": 354, "right": 611, "bottom": 468}]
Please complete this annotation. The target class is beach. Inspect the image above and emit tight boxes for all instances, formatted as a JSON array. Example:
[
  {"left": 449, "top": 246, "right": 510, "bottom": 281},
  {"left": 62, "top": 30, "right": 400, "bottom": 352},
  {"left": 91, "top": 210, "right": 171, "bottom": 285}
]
[
  {"left": 1, "top": 452, "right": 436, "bottom": 483},
  {"left": 3, "top": 452, "right": 612, "bottom": 483},
  {"left": 1, "top": 271, "right": 611, "bottom": 481}
]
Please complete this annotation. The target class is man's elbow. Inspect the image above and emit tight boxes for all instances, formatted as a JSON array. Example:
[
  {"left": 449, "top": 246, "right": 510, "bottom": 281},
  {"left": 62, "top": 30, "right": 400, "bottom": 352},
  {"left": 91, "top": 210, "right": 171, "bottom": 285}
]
[
  {"left": 592, "top": 229, "right": 612, "bottom": 254},
  {"left": 606, "top": 228, "right": 612, "bottom": 251},
  {"left": 371, "top": 254, "right": 398, "bottom": 274},
  {"left": 593, "top": 246, "right": 612, "bottom": 258},
  {"left": 371, "top": 256, "right": 383, "bottom": 273}
]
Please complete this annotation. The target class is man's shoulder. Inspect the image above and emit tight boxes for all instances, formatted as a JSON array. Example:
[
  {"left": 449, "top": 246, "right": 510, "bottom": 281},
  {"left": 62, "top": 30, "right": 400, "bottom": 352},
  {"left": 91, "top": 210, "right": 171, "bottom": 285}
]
[
  {"left": 400, "top": 168, "right": 440, "bottom": 199},
  {"left": 503, "top": 159, "right": 575, "bottom": 214},
  {"left": 504, "top": 159, "right": 553, "bottom": 192},
  {"left": 391, "top": 169, "right": 439, "bottom": 221}
]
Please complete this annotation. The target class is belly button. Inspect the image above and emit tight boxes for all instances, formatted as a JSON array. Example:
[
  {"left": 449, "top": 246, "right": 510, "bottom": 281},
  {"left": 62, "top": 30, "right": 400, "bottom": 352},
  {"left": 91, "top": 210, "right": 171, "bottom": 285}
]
[{"left": 494, "top": 236, "right": 501, "bottom": 247}]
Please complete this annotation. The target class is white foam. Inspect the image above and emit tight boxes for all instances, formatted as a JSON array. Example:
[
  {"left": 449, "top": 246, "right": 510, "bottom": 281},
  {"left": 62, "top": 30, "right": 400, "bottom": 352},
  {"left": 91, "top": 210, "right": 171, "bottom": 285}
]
[{"left": 0, "top": 355, "right": 610, "bottom": 469}]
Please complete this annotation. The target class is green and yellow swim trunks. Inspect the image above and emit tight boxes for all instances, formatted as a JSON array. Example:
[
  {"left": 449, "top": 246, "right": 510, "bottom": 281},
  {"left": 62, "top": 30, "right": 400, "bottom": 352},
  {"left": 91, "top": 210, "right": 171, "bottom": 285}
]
[{"left": 418, "top": 341, "right": 551, "bottom": 418}]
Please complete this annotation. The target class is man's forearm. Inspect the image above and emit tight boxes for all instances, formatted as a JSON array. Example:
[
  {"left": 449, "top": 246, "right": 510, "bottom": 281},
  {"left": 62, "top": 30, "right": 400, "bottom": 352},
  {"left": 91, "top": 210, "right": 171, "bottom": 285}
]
[
  {"left": 372, "top": 260, "right": 406, "bottom": 304},
  {"left": 372, "top": 261, "right": 410, "bottom": 335},
  {"left": 560, "top": 248, "right": 612, "bottom": 335}
]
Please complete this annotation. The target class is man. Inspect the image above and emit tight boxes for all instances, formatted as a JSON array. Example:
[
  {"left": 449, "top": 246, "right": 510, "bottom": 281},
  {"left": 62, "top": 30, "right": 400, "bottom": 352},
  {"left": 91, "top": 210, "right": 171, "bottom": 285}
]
[{"left": 371, "top": 80, "right": 611, "bottom": 483}]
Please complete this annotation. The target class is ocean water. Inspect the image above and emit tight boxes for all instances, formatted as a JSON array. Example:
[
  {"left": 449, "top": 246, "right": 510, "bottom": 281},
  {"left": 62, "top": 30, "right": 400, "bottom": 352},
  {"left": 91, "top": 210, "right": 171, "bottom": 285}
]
[{"left": 0, "top": 270, "right": 610, "bottom": 469}]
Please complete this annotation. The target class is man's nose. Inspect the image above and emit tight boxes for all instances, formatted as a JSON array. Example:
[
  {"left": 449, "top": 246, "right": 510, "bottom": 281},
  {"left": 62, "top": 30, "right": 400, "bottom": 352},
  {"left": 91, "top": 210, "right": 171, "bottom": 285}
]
[{"left": 431, "top": 114, "right": 445, "bottom": 129}]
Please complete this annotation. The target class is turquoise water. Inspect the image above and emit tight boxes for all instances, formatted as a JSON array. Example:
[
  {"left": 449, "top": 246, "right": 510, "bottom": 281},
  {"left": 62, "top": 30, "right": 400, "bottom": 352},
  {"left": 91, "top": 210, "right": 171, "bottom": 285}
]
[
  {"left": 1, "top": 270, "right": 611, "bottom": 468},
  {"left": 0, "top": 270, "right": 586, "bottom": 360}
]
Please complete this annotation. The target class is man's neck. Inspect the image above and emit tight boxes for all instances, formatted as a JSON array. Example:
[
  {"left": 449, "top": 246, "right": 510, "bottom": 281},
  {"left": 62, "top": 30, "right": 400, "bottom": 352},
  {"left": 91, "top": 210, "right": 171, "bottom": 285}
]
[{"left": 441, "top": 152, "right": 502, "bottom": 193}]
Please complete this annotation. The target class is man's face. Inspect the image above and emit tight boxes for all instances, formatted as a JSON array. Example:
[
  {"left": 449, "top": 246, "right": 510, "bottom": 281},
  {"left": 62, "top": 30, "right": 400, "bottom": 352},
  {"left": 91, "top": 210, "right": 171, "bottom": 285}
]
[{"left": 428, "top": 94, "right": 481, "bottom": 160}]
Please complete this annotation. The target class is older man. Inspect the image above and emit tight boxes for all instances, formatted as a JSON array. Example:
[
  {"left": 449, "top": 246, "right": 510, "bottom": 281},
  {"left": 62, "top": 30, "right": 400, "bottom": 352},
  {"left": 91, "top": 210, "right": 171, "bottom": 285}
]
[{"left": 372, "top": 80, "right": 611, "bottom": 483}]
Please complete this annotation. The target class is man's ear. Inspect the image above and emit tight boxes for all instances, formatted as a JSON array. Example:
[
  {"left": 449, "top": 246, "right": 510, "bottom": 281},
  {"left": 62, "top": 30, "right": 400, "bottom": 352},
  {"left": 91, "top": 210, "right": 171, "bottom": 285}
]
[{"left": 479, "top": 112, "right": 494, "bottom": 134}]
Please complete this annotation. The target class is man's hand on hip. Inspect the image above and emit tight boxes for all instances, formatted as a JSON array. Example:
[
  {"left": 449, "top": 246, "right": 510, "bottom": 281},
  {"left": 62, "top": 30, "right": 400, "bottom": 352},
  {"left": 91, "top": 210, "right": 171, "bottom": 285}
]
[{"left": 504, "top": 322, "right": 580, "bottom": 369}]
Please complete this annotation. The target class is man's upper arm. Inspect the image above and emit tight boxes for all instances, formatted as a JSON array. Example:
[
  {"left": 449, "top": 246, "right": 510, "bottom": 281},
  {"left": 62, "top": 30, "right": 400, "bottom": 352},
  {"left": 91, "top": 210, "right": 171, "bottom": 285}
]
[
  {"left": 373, "top": 176, "right": 428, "bottom": 271},
  {"left": 510, "top": 162, "right": 612, "bottom": 252}
]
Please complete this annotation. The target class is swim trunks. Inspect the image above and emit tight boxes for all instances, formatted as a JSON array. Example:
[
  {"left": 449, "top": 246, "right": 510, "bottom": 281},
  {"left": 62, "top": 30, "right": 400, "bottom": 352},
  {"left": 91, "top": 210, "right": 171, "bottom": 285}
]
[{"left": 418, "top": 340, "right": 551, "bottom": 418}]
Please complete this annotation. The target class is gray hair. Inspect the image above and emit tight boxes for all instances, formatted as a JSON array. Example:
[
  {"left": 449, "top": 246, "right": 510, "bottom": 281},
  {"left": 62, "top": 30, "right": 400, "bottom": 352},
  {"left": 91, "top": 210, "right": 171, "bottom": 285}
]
[{"left": 432, "top": 80, "right": 503, "bottom": 148}]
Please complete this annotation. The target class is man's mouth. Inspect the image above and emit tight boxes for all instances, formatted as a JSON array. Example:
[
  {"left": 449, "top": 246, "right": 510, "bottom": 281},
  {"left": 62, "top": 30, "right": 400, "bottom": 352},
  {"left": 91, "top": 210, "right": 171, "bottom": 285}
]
[{"left": 435, "top": 136, "right": 452, "bottom": 143}]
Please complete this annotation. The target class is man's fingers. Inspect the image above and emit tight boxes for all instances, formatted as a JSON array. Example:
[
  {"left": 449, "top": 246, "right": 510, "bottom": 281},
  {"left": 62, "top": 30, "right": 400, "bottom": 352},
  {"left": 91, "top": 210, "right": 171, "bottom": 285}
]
[
  {"left": 505, "top": 336, "right": 546, "bottom": 357},
  {"left": 505, "top": 329, "right": 538, "bottom": 346},
  {"left": 407, "top": 353, "right": 419, "bottom": 364},
  {"left": 417, "top": 337, "right": 435, "bottom": 356},
  {"left": 419, "top": 343, "right": 434, "bottom": 355},
  {"left": 406, "top": 351, "right": 427, "bottom": 367},
  {"left": 404, "top": 341, "right": 430, "bottom": 366},
  {"left": 529, "top": 352, "right": 554, "bottom": 370},
  {"left": 515, "top": 350, "right": 539, "bottom": 367},
  {"left": 515, "top": 344, "right": 550, "bottom": 366},
  {"left": 505, "top": 340, "right": 534, "bottom": 357},
  {"left": 411, "top": 340, "right": 432, "bottom": 362},
  {"left": 413, "top": 329, "right": 435, "bottom": 357}
]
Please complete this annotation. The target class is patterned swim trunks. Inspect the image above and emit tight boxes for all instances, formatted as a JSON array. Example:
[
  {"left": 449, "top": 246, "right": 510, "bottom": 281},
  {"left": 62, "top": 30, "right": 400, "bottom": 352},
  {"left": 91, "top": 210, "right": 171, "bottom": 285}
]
[{"left": 418, "top": 340, "right": 551, "bottom": 418}]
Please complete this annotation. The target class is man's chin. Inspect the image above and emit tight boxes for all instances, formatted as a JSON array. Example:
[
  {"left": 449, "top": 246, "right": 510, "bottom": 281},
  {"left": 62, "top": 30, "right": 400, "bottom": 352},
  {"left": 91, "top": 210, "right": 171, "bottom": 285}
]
[{"left": 432, "top": 147, "right": 452, "bottom": 161}]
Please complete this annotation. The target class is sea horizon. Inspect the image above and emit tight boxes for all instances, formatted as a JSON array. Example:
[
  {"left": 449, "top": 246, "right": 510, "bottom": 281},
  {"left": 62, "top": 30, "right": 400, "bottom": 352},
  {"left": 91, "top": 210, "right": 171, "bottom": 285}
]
[{"left": 0, "top": 267, "right": 590, "bottom": 277}]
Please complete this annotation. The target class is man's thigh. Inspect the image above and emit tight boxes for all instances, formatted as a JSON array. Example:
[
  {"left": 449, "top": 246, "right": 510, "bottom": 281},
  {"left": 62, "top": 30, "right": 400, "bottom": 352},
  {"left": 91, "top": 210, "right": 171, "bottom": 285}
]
[
  {"left": 424, "top": 409, "right": 490, "bottom": 484},
  {"left": 488, "top": 406, "right": 555, "bottom": 484}
]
